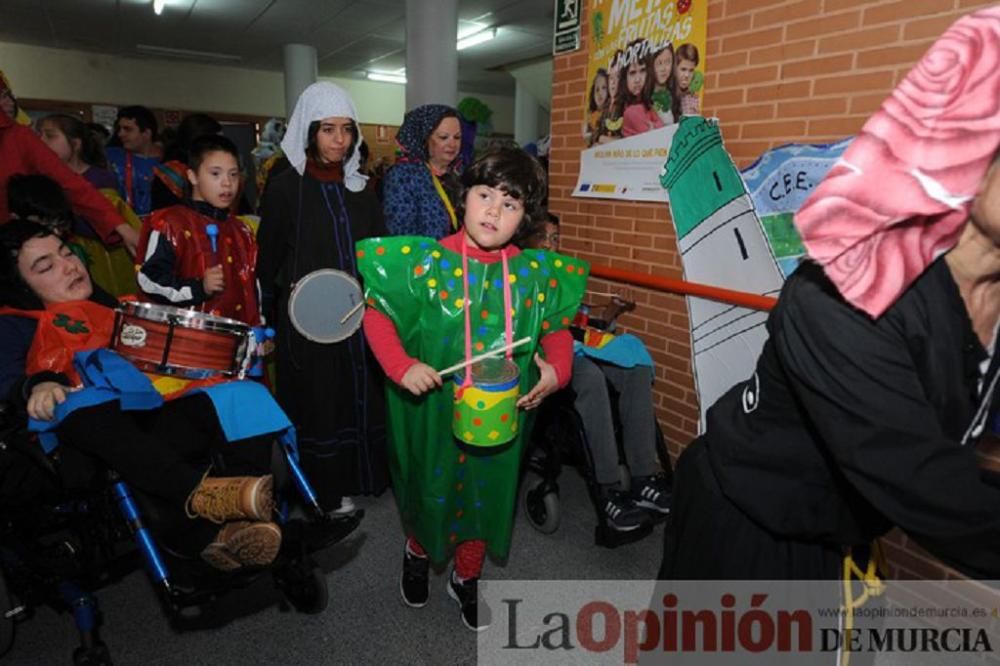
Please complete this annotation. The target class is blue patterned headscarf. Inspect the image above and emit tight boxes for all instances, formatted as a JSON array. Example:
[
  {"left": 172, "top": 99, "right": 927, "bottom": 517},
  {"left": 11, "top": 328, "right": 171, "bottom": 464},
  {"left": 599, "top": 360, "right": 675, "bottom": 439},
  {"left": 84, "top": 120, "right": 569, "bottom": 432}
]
[{"left": 395, "top": 104, "right": 460, "bottom": 165}]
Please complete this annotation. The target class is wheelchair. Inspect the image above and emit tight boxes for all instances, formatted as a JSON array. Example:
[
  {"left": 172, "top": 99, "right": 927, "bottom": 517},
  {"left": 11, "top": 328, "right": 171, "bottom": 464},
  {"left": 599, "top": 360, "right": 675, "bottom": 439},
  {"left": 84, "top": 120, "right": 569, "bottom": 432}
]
[
  {"left": 0, "top": 400, "right": 362, "bottom": 665},
  {"left": 520, "top": 379, "right": 674, "bottom": 549}
]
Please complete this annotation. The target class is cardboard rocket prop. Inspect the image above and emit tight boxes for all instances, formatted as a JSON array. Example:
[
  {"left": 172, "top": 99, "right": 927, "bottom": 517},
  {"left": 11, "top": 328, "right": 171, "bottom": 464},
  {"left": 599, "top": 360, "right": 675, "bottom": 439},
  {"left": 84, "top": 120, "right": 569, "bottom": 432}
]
[{"left": 660, "top": 117, "right": 784, "bottom": 429}]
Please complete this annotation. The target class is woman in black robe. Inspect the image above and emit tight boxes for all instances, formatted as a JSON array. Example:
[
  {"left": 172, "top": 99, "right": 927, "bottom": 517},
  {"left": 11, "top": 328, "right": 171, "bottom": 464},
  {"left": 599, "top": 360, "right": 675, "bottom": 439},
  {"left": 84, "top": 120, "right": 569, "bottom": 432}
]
[
  {"left": 661, "top": 9, "right": 1000, "bottom": 581},
  {"left": 257, "top": 82, "right": 388, "bottom": 511}
]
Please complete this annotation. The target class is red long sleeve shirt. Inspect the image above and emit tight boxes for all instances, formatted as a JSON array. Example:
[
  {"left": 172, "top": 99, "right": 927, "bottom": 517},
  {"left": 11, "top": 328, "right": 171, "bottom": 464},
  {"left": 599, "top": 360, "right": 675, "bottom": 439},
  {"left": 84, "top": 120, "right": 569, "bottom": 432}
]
[
  {"left": 363, "top": 232, "right": 573, "bottom": 387},
  {"left": 0, "top": 113, "right": 125, "bottom": 243}
]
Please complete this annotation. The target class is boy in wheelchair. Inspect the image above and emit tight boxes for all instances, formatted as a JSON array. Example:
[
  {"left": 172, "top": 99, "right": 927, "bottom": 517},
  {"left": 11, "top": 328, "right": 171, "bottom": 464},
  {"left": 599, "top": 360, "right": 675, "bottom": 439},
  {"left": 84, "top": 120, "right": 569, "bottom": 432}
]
[
  {"left": 0, "top": 219, "right": 357, "bottom": 661},
  {"left": 0, "top": 219, "right": 354, "bottom": 575},
  {"left": 523, "top": 215, "right": 671, "bottom": 534}
]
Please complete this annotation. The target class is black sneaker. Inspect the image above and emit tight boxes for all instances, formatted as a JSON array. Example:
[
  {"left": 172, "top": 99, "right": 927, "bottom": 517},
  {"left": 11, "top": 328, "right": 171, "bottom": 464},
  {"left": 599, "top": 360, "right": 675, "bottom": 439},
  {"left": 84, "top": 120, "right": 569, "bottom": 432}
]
[
  {"left": 400, "top": 543, "right": 429, "bottom": 608},
  {"left": 601, "top": 489, "right": 648, "bottom": 531},
  {"left": 447, "top": 570, "right": 491, "bottom": 632},
  {"left": 631, "top": 475, "right": 671, "bottom": 514}
]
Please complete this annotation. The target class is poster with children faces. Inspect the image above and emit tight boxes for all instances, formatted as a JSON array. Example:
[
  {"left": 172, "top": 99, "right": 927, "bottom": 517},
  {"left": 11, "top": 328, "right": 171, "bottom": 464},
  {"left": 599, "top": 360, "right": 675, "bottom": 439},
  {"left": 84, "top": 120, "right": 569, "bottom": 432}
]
[{"left": 574, "top": 0, "right": 708, "bottom": 202}]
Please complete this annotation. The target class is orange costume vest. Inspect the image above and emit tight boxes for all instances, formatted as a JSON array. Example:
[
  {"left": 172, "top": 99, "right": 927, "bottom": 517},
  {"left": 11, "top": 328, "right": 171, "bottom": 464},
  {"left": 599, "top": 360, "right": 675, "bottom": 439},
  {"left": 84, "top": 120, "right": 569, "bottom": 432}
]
[{"left": 2, "top": 300, "right": 221, "bottom": 398}]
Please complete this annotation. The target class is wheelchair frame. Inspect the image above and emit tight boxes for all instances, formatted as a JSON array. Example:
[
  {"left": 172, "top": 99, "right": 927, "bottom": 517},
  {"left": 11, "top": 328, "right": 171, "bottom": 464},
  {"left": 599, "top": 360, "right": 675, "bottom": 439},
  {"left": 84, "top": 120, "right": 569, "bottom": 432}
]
[
  {"left": 0, "top": 405, "right": 361, "bottom": 665},
  {"left": 520, "top": 382, "right": 674, "bottom": 548}
]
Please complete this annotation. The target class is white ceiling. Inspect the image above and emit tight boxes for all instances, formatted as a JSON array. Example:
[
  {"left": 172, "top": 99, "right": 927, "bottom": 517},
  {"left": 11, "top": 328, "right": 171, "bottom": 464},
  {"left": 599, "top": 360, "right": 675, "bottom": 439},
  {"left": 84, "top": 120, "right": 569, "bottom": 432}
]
[{"left": 0, "top": 0, "right": 555, "bottom": 95}]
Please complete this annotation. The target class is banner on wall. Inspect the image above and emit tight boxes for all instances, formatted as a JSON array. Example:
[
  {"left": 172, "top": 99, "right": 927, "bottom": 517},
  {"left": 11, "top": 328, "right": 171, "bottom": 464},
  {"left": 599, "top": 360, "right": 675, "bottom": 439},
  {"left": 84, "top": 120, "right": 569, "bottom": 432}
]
[
  {"left": 739, "top": 138, "right": 853, "bottom": 278},
  {"left": 573, "top": 0, "right": 708, "bottom": 202}
]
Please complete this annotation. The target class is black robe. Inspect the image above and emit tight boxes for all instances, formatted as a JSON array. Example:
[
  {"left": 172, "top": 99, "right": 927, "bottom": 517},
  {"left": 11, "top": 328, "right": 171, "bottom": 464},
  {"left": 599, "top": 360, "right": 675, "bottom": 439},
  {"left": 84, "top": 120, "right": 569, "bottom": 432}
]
[
  {"left": 661, "top": 259, "right": 1000, "bottom": 580},
  {"left": 257, "top": 159, "right": 388, "bottom": 508}
]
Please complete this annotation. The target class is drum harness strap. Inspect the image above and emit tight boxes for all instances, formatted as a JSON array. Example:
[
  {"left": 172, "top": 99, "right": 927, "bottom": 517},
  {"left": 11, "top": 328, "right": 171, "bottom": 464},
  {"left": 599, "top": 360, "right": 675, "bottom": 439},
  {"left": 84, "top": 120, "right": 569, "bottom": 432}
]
[
  {"left": 429, "top": 165, "right": 458, "bottom": 231},
  {"left": 455, "top": 240, "right": 513, "bottom": 399},
  {"left": 839, "top": 542, "right": 887, "bottom": 666}
]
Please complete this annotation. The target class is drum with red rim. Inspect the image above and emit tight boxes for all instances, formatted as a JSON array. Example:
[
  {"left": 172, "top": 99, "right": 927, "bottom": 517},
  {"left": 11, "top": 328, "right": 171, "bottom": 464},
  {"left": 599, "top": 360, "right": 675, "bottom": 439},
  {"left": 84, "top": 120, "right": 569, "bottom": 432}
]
[{"left": 110, "top": 302, "right": 254, "bottom": 379}]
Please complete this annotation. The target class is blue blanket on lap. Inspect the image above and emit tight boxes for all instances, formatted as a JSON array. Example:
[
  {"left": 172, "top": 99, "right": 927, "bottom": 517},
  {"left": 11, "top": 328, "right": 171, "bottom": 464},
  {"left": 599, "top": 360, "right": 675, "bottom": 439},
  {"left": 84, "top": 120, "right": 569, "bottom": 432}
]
[
  {"left": 29, "top": 349, "right": 296, "bottom": 456},
  {"left": 573, "top": 332, "right": 654, "bottom": 369}
]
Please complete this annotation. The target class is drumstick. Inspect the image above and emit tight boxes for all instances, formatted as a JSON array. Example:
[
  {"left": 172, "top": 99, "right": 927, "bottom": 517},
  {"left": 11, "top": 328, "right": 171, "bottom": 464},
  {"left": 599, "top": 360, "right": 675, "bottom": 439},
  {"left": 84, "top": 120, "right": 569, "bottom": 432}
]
[
  {"left": 589, "top": 291, "right": 637, "bottom": 308},
  {"left": 205, "top": 224, "right": 219, "bottom": 255},
  {"left": 201, "top": 224, "right": 220, "bottom": 315},
  {"left": 437, "top": 337, "right": 532, "bottom": 377},
  {"left": 339, "top": 300, "right": 365, "bottom": 325},
  {"left": 589, "top": 291, "right": 636, "bottom": 301}
]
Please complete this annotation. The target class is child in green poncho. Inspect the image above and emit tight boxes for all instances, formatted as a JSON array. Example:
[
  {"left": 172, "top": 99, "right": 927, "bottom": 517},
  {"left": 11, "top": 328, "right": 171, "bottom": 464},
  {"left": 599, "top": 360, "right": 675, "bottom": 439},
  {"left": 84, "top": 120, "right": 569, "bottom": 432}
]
[{"left": 357, "top": 147, "right": 588, "bottom": 631}]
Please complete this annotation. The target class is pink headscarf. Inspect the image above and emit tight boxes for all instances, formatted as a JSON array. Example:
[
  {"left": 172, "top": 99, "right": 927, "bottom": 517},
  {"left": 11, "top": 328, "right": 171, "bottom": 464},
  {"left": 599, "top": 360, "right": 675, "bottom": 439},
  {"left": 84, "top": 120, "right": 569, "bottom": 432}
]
[{"left": 794, "top": 7, "right": 1000, "bottom": 318}]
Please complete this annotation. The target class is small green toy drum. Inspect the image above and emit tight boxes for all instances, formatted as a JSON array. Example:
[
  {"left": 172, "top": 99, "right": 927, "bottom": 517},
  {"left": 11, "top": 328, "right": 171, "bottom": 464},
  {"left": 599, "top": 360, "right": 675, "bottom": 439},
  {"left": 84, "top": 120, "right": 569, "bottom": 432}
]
[{"left": 453, "top": 357, "right": 520, "bottom": 447}]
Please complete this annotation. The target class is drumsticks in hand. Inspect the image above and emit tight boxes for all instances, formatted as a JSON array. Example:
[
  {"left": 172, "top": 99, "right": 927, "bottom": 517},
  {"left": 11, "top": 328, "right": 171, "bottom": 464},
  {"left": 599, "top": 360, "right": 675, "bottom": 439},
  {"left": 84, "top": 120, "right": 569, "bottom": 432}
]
[
  {"left": 437, "top": 337, "right": 531, "bottom": 377},
  {"left": 205, "top": 224, "right": 219, "bottom": 254},
  {"left": 340, "top": 300, "right": 365, "bottom": 324},
  {"left": 202, "top": 224, "right": 225, "bottom": 297}
]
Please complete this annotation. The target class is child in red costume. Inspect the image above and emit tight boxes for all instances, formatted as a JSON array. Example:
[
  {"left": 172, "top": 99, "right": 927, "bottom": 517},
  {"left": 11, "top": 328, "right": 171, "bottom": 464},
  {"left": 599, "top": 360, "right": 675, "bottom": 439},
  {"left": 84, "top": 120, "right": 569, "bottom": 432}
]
[{"left": 136, "top": 135, "right": 260, "bottom": 325}]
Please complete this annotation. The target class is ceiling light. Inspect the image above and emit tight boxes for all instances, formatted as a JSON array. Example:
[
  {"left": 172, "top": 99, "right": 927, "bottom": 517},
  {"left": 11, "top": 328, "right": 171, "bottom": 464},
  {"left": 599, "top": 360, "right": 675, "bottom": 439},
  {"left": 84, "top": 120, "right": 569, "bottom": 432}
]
[
  {"left": 367, "top": 71, "right": 407, "bottom": 84},
  {"left": 457, "top": 22, "right": 486, "bottom": 40},
  {"left": 153, "top": 0, "right": 166, "bottom": 15},
  {"left": 457, "top": 28, "right": 497, "bottom": 51},
  {"left": 135, "top": 44, "right": 242, "bottom": 63}
]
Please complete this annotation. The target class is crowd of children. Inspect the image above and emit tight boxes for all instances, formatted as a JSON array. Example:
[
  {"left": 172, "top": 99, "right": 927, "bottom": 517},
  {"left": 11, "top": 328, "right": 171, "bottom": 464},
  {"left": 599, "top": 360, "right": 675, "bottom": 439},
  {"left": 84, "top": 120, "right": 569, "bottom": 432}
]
[
  {"left": 3, "top": 10, "right": 999, "bottom": 653},
  {"left": 0, "top": 77, "right": 678, "bottom": 632}
]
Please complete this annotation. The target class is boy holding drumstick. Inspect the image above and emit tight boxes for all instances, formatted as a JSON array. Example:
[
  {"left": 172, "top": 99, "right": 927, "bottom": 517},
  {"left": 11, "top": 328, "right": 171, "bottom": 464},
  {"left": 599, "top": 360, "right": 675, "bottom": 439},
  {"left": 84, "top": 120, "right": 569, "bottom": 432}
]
[{"left": 136, "top": 135, "right": 260, "bottom": 326}]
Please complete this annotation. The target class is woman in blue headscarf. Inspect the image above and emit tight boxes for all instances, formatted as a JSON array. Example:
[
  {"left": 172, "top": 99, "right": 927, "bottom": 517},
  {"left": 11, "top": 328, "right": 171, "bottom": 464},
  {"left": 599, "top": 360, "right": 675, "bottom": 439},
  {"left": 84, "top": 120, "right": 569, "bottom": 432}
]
[{"left": 382, "top": 104, "right": 463, "bottom": 239}]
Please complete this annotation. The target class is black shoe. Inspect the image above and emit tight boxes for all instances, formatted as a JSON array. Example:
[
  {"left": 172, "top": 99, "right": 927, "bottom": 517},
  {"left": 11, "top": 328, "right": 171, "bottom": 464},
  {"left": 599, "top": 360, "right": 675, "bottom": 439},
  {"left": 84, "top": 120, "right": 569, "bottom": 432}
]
[
  {"left": 400, "top": 543, "right": 429, "bottom": 608},
  {"left": 601, "top": 489, "right": 648, "bottom": 531},
  {"left": 447, "top": 570, "right": 491, "bottom": 632},
  {"left": 631, "top": 475, "right": 671, "bottom": 514}
]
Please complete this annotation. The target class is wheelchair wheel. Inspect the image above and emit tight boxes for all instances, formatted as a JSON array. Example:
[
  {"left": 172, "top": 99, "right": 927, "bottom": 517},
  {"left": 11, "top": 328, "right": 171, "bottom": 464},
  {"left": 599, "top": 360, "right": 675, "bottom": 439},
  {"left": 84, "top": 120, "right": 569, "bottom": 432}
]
[
  {"left": 276, "top": 560, "right": 328, "bottom": 615},
  {"left": 522, "top": 473, "right": 560, "bottom": 534},
  {"left": 0, "top": 571, "right": 13, "bottom": 658}
]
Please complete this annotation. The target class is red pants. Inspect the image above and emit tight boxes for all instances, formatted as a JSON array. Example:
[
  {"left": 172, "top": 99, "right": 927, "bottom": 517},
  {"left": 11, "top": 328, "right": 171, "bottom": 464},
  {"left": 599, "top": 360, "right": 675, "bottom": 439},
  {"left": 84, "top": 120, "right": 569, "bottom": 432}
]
[{"left": 407, "top": 537, "right": 485, "bottom": 579}]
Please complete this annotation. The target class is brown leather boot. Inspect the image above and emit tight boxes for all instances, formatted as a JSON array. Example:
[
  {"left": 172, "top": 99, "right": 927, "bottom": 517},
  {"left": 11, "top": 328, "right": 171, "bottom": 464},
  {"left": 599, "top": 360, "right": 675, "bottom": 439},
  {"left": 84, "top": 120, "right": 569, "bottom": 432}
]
[
  {"left": 186, "top": 475, "right": 274, "bottom": 524},
  {"left": 200, "top": 521, "right": 282, "bottom": 571},
  {"left": 200, "top": 537, "right": 242, "bottom": 571}
]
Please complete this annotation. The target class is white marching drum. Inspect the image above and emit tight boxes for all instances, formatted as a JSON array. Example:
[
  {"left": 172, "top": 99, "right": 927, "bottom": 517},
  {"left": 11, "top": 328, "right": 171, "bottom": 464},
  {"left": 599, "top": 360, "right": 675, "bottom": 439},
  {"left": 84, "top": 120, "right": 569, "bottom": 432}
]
[{"left": 287, "top": 269, "right": 365, "bottom": 344}]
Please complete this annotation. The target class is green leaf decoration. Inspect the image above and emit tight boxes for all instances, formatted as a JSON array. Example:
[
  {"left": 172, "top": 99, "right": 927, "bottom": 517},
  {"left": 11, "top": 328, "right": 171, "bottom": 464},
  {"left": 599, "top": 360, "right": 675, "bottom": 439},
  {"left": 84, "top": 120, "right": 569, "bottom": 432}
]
[{"left": 457, "top": 97, "right": 493, "bottom": 124}]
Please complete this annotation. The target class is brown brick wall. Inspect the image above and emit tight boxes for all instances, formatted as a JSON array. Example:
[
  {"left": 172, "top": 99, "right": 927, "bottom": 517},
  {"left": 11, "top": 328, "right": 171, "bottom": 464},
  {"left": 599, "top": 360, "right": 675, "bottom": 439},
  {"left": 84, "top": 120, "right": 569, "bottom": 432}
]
[{"left": 548, "top": 0, "right": 994, "bottom": 579}]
